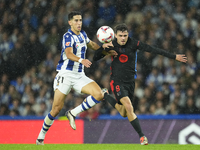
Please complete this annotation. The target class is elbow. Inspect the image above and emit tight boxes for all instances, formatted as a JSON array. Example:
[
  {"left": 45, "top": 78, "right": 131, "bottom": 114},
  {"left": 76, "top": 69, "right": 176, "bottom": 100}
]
[{"left": 66, "top": 52, "right": 72, "bottom": 59}]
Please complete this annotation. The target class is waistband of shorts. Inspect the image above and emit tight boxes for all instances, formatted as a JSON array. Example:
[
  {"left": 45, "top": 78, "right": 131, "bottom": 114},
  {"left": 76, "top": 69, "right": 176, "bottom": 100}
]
[{"left": 57, "top": 70, "right": 85, "bottom": 75}]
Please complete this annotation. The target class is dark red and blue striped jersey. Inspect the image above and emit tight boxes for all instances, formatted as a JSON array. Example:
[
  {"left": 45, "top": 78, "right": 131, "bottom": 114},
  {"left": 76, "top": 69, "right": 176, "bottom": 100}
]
[{"left": 94, "top": 37, "right": 176, "bottom": 82}]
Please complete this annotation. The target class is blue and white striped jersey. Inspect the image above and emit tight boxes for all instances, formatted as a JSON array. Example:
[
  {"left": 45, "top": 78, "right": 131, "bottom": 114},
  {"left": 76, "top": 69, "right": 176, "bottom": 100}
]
[{"left": 56, "top": 29, "right": 90, "bottom": 72}]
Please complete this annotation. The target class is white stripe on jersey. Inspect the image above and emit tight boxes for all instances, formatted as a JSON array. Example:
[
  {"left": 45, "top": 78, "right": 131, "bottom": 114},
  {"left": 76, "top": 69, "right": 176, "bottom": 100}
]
[{"left": 56, "top": 29, "right": 90, "bottom": 73}]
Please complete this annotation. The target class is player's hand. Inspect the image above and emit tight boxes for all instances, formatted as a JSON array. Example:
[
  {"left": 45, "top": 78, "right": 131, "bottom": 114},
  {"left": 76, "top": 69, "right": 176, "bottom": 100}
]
[
  {"left": 107, "top": 50, "right": 118, "bottom": 57},
  {"left": 176, "top": 54, "right": 187, "bottom": 63},
  {"left": 81, "top": 59, "right": 92, "bottom": 68},
  {"left": 102, "top": 41, "right": 114, "bottom": 49}
]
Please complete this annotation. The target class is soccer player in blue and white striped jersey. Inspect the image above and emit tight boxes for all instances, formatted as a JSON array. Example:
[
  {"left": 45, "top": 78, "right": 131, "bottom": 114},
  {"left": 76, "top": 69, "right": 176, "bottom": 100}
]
[{"left": 36, "top": 11, "right": 114, "bottom": 145}]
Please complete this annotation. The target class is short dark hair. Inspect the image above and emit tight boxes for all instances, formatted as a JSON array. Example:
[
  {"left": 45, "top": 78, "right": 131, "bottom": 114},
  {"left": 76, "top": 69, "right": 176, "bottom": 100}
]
[
  {"left": 114, "top": 24, "right": 128, "bottom": 33},
  {"left": 68, "top": 11, "right": 82, "bottom": 21}
]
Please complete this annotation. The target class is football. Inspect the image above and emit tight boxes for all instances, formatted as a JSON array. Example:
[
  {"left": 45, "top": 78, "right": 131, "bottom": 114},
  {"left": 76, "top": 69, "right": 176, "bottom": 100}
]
[{"left": 96, "top": 26, "right": 114, "bottom": 43}]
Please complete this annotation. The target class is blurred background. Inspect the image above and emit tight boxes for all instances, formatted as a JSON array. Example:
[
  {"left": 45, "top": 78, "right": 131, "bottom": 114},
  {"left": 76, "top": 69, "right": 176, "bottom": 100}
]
[{"left": 0, "top": 0, "right": 200, "bottom": 119}]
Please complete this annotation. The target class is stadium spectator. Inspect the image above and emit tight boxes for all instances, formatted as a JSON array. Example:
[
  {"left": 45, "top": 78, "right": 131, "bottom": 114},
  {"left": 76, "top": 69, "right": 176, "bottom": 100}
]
[
  {"left": 0, "top": 32, "right": 14, "bottom": 61},
  {"left": 0, "top": 103, "right": 9, "bottom": 115},
  {"left": 180, "top": 97, "right": 200, "bottom": 114},
  {"left": 21, "top": 102, "right": 36, "bottom": 116},
  {"left": 44, "top": 25, "right": 60, "bottom": 53},
  {"left": 154, "top": 100, "right": 167, "bottom": 115},
  {"left": 167, "top": 102, "right": 179, "bottom": 115},
  {"left": 97, "top": 0, "right": 116, "bottom": 26}
]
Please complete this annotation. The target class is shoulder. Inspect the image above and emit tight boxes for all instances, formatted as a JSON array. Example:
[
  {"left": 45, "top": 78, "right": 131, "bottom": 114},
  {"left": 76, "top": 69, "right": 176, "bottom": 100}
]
[
  {"left": 63, "top": 32, "right": 75, "bottom": 42},
  {"left": 128, "top": 37, "right": 140, "bottom": 47},
  {"left": 128, "top": 37, "right": 138, "bottom": 43},
  {"left": 63, "top": 32, "right": 72, "bottom": 38},
  {"left": 80, "top": 30, "right": 88, "bottom": 38}
]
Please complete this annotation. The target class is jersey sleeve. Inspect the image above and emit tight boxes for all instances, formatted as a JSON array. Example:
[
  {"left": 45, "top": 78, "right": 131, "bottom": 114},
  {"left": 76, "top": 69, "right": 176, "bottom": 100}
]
[
  {"left": 93, "top": 46, "right": 106, "bottom": 61},
  {"left": 63, "top": 34, "right": 74, "bottom": 49},
  {"left": 81, "top": 30, "right": 90, "bottom": 44},
  {"left": 137, "top": 40, "right": 176, "bottom": 59}
]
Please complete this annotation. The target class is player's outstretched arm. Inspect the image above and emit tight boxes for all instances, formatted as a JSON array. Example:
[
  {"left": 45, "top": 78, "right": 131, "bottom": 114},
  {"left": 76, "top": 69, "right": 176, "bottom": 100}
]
[
  {"left": 87, "top": 40, "right": 113, "bottom": 51},
  {"left": 102, "top": 42, "right": 113, "bottom": 49},
  {"left": 87, "top": 41, "right": 100, "bottom": 50},
  {"left": 175, "top": 54, "right": 187, "bottom": 63}
]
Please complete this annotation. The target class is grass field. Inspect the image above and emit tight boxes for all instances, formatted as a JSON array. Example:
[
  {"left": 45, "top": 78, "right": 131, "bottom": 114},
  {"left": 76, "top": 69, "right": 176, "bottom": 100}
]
[{"left": 0, "top": 144, "right": 199, "bottom": 150}]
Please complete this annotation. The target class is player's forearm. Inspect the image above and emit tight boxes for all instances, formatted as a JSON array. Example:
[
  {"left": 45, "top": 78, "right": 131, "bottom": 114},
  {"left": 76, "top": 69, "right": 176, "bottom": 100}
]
[
  {"left": 65, "top": 51, "right": 81, "bottom": 62},
  {"left": 93, "top": 46, "right": 106, "bottom": 61},
  {"left": 68, "top": 53, "right": 81, "bottom": 62},
  {"left": 88, "top": 41, "right": 100, "bottom": 50}
]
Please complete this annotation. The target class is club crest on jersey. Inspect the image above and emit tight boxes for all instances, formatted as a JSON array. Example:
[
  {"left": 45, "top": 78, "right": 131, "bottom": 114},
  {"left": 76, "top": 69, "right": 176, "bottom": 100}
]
[
  {"left": 119, "top": 54, "right": 128, "bottom": 63},
  {"left": 66, "top": 42, "right": 70, "bottom": 46},
  {"left": 76, "top": 44, "right": 79, "bottom": 48}
]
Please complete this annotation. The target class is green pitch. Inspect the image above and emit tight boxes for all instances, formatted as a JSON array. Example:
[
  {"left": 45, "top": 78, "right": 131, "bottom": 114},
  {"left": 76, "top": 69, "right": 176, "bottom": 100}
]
[{"left": 0, "top": 144, "right": 199, "bottom": 150}]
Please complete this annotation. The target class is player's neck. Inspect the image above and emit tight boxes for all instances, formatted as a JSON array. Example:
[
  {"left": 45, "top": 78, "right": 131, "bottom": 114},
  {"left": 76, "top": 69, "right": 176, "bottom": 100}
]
[{"left": 71, "top": 28, "right": 80, "bottom": 35}]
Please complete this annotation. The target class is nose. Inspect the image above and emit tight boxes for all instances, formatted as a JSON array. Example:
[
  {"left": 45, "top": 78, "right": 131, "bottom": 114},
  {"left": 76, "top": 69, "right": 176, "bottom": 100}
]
[{"left": 78, "top": 21, "right": 82, "bottom": 25}]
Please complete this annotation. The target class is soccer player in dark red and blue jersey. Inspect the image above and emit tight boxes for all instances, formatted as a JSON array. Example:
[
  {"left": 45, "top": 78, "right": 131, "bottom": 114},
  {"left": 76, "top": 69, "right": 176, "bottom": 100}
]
[{"left": 94, "top": 24, "right": 187, "bottom": 145}]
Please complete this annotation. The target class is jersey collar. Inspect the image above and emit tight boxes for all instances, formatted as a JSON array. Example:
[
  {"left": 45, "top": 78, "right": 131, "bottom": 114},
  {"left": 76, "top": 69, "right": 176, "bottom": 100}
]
[
  {"left": 68, "top": 29, "right": 83, "bottom": 36},
  {"left": 114, "top": 37, "right": 131, "bottom": 48}
]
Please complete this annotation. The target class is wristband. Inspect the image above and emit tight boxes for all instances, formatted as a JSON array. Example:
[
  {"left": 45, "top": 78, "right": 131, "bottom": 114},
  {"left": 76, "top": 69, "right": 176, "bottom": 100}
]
[{"left": 78, "top": 58, "right": 83, "bottom": 63}]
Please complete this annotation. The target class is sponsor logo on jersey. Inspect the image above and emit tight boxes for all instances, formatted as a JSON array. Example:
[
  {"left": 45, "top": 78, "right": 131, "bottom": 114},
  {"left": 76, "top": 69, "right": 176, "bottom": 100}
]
[
  {"left": 66, "top": 42, "right": 70, "bottom": 46},
  {"left": 119, "top": 48, "right": 125, "bottom": 53}
]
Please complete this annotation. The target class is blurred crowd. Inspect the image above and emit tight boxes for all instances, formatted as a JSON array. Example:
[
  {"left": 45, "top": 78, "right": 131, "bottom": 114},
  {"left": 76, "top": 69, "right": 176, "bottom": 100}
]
[{"left": 0, "top": 0, "right": 200, "bottom": 118}]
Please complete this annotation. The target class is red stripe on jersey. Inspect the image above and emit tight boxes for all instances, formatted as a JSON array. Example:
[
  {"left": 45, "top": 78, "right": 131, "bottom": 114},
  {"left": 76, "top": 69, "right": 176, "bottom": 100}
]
[
  {"left": 137, "top": 41, "right": 140, "bottom": 46},
  {"left": 110, "top": 80, "right": 114, "bottom": 92},
  {"left": 110, "top": 66, "right": 112, "bottom": 75},
  {"left": 109, "top": 80, "right": 118, "bottom": 102}
]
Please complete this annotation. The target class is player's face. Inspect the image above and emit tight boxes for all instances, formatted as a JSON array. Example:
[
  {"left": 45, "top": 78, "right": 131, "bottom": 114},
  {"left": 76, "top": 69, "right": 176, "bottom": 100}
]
[
  {"left": 115, "top": 30, "right": 129, "bottom": 45},
  {"left": 69, "top": 15, "right": 82, "bottom": 34}
]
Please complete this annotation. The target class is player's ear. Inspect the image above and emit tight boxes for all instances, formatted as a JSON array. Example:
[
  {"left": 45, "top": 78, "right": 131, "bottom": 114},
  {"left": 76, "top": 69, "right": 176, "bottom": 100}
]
[
  {"left": 114, "top": 33, "right": 117, "bottom": 38},
  {"left": 68, "top": 20, "right": 72, "bottom": 26}
]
